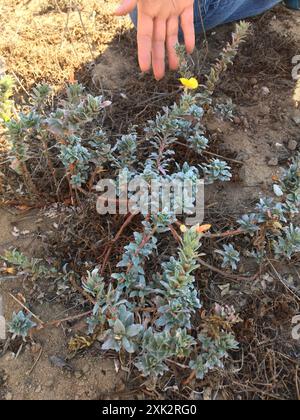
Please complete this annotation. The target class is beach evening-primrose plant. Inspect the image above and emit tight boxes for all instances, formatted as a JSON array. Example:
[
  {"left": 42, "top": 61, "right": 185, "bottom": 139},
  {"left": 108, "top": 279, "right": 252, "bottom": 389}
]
[
  {"left": 1, "top": 22, "right": 260, "bottom": 382},
  {"left": 235, "top": 154, "right": 300, "bottom": 263},
  {"left": 85, "top": 223, "right": 239, "bottom": 380},
  {"left": 1, "top": 82, "right": 113, "bottom": 196},
  {"left": 8, "top": 311, "right": 36, "bottom": 339}
]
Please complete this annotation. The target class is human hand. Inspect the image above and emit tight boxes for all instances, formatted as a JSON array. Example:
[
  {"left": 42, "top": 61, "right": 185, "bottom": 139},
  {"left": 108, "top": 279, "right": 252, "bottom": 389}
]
[{"left": 115, "top": 0, "right": 195, "bottom": 80}]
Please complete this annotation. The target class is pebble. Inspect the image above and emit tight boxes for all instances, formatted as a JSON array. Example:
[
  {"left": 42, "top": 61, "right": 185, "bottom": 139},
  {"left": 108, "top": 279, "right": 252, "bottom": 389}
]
[
  {"left": 35, "top": 385, "right": 42, "bottom": 393},
  {"left": 250, "top": 77, "right": 258, "bottom": 86},
  {"left": 288, "top": 140, "right": 298, "bottom": 151},
  {"left": 268, "top": 157, "right": 278, "bottom": 167},
  {"left": 261, "top": 86, "right": 270, "bottom": 96}
]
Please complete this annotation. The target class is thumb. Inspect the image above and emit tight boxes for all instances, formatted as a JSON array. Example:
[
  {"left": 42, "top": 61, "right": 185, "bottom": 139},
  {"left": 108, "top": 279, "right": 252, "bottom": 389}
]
[{"left": 115, "top": 0, "right": 137, "bottom": 16}]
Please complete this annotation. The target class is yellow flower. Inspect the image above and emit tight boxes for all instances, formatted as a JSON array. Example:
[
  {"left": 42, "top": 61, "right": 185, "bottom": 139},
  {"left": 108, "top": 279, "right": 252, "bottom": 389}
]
[
  {"left": 179, "top": 77, "right": 199, "bottom": 90},
  {"left": 180, "top": 224, "right": 188, "bottom": 233}
]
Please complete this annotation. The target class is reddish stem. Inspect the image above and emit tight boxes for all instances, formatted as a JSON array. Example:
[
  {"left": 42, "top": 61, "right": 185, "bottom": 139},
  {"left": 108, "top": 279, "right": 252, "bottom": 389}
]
[{"left": 100, "top": 212, "right": 137, "bottom": 275}]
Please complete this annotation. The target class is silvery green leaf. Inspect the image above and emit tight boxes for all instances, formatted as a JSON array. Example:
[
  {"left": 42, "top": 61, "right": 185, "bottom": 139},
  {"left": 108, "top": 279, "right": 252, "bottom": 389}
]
[
  {"left": 127, "top": 324, "right": 143, "bottom": 337},
  {"left": 122, "top": 336, "right": 135, "bottom": 353},
  {"left": 113, "top": 319, "right": 126, "bottom": 335},
  {"left": 102, "top": 337, "right": 119, "bottom": 352}
]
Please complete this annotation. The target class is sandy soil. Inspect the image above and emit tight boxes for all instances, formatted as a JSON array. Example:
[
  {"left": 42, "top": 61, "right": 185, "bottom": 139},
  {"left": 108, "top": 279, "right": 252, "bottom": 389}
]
[{"left": 0, "top": 207, "right": 128, "bottom": 400}]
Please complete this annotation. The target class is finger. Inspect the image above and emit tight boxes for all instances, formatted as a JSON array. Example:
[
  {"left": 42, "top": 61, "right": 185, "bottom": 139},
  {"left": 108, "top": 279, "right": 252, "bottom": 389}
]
[
  {"left": 180, "top": 6, "right": 195, "bottom": 54},
  {"left": 137, "top": 13, "right": 153, "bottom": 73},
  {"left": 115, "top": 0, "right": 137, "bottom": 16},
  {"left": 152, "top": 18, "right": 166, "bottom": 80},
  {"left": 166, "top": 16, "right": 179, "bottom": 71}
]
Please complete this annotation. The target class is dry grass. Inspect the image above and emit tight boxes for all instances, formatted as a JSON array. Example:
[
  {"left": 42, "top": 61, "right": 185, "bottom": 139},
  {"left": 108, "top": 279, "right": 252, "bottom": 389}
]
[{"left": 0, "top": 0, "right": 132, "bottom": 91}]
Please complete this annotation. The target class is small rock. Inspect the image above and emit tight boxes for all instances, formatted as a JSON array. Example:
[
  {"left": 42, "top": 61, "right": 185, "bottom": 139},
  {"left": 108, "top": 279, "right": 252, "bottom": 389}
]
[
  {"left": 250, "top": 77, "right": 258, "bottom": 86},
  {"left": 268, "top": 157, "right": 278, "bottom": 167},
  {"left": 288, "top": 140, "right": 298, "bottom": 151},
  {"left": 35, "top": 385, "right": 42, "bottom": 393},
  {"left": 5, "top": 392, "right": 13, "bottom": 400},
  {"left": 261, "top": 86, "right": 270, "bottom": 96}
]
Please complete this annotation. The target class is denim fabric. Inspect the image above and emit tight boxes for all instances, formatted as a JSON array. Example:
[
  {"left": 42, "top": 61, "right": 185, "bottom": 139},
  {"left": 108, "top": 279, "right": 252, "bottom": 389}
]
[{"left": 130, "top": 0, "right": 282, "bottom": 34}]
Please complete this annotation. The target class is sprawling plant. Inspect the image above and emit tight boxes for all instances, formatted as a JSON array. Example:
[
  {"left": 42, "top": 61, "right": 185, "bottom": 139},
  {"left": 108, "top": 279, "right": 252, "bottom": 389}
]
[
  {"left": 1, "top": 249, "right": 56, "bottom": 278},
  {"left": 84, "top": 223, "right": 238, "bottom": 380},
  {"left": 0, "top": 81, "right": 112, "bottom": 196},
  {"left": 189, "top": 331, "right": 238, "bottom": 380},
  {"left": 234, "top": 154, "right": 300, "bottom": 262},
  {"left": 1, "top": 22, "right": 264, "bottom": 383},
  {"left": 8, "top": 311, "right": 36, "bottom": 339}
]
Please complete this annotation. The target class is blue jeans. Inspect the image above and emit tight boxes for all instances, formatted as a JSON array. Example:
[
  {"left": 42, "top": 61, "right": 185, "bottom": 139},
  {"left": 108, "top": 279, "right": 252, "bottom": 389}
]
[{"left": 130, "top": 0, "right": 282, "bottom": 34}]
